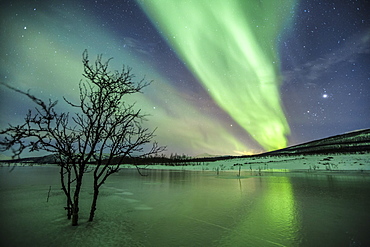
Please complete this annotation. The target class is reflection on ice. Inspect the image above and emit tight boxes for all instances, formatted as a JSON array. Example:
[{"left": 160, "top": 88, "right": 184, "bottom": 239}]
[
  {"left": 216, "top": 176, "right": 300, "bottom": 246},
  {"left": 1, "top": 167, "right": 370, "bottom": 246}
]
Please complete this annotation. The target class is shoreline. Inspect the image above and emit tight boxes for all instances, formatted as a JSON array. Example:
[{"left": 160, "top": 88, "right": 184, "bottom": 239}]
[
  {"left": 1, "top": 165, "right": 369, "bottom": 177},
  {"left": 1, "top": 153, "right": 369, "bottom": 176}
]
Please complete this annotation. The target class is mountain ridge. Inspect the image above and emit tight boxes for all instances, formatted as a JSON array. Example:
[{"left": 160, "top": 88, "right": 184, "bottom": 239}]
[{"left": 1, "top": 128, "right": 369, "bottom": 164}]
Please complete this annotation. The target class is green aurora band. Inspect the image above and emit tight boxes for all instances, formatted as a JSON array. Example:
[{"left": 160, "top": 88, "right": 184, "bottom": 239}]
[
  {"left": 138, "top": 0, "right": 294, "bottom": 151},
  {"left": 0, "top": 1, "right": 251, "bottom": 156}
]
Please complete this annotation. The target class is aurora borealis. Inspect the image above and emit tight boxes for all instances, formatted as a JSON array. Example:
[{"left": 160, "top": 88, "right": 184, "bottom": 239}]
[
  {"left": 138, "top": 0, "right": 294, "bottom": 151},
  {"left": 1, "top": 0, "right": 369, "bottom": 157}
]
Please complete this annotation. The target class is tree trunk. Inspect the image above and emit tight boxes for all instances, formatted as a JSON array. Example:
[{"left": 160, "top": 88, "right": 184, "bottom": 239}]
[
  {"left": 88, "top": 184, "right": 99, "bottom": 222},
  {"left": 71, "top": 178, "right": 82, "bottom": 226},
  {"left": 71, "top": 200, "right": 79, "bottom": 226},
  {"left": 60, "top": 165, "right": 72, "bottom": 220},
  {"left": 67, "top": 168, "right": 72, "bottom": 220}
]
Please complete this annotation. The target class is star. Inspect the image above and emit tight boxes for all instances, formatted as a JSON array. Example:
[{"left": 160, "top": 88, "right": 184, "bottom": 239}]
[{"left": 0, "top": 0, "right": 369, "bottom": 156}]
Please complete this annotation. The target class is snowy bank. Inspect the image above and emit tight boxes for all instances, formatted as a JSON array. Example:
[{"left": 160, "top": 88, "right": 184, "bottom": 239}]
[{"left": 131, "top": 153, "right": 370, "bottom": 173}]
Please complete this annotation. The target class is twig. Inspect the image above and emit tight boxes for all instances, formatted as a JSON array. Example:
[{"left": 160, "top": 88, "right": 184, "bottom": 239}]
[
  {"left": 134, "top": 164, "right": 148, "bottom": 176},
  {"left": 46, "top": 185, "right": 52, "bottom": 202}
]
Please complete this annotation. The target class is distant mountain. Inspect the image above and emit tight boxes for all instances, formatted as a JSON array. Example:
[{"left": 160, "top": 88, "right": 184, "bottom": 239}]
[
  {"left": 0, "top": 154, "right": 58, "bottom": 164},
  {"left": 194, "top": 153, "right": 221, "bottom": 158},
  {"left": 187, "top": 129, "right": 370, "bottom": 162},
  {"left": 261, "top": 128, "right": 370, "bottom": 156},
  {"left": 0, "top": 153, "right": 11, "bottom": 160},
  {"left": 1, "top": 129, "right": 369, "bottom": 164}
]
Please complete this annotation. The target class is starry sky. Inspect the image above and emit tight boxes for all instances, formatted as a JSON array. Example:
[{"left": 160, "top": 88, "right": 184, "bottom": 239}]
[{"left": 0, "top": 0, "right": 369, "bottom": 157}]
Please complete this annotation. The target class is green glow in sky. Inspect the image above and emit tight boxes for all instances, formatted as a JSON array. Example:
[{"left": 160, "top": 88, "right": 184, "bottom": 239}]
[
  {"left": 0, "top": 1, "right": 250, "bottom": 156},
  {"left": 138, "top": 0, "right": 294, "bottom": 150}
]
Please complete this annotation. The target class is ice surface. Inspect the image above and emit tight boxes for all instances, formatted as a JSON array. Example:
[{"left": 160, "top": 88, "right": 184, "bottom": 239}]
[{"left": 1, "top": 153, "right": 369, "bottom": 246}]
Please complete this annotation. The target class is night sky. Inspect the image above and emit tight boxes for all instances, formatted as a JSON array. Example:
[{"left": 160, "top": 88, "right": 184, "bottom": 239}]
[{"left": 1, "top": 0, "right": 369, "bottom": 157}]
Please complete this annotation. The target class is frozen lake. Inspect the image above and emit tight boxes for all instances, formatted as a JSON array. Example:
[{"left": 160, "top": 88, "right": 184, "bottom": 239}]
[{"left": 1, "top": 166, "right": 370, "bottom": 246}]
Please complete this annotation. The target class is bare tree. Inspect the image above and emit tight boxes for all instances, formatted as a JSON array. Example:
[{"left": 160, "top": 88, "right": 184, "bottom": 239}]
[
  {"left": 80, "top": 51, "right": 165, "bottom": 222},
  {"left": 0, "top": 50, "right": 165, "bottom": 226}
]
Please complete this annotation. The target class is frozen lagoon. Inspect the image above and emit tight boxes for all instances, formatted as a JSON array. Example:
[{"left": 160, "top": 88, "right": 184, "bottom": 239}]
[{"left": 1, "top": 159, "right": 370, "bottom": 246}]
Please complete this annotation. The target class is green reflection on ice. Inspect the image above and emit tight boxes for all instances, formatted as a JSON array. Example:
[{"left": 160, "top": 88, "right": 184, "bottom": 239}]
[{"left": 218, "top": 176, "right": 300, "bottom": 246}]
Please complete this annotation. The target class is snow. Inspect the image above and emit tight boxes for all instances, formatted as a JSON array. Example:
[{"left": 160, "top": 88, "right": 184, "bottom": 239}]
[
  {"left": 131, "top": 153, "right": 370, "bottom": 173},
  {"left": 0, "top": 166, "right": 143, "bottom": 246}
]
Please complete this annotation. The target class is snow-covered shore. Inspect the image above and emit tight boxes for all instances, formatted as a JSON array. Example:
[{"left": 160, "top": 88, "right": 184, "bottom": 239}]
[
  {"left": 1, "top": 153, "right": 369, "bottom": 175},
  {"left": 130, "top": 153, "right": 370, "bottom": 173}
]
